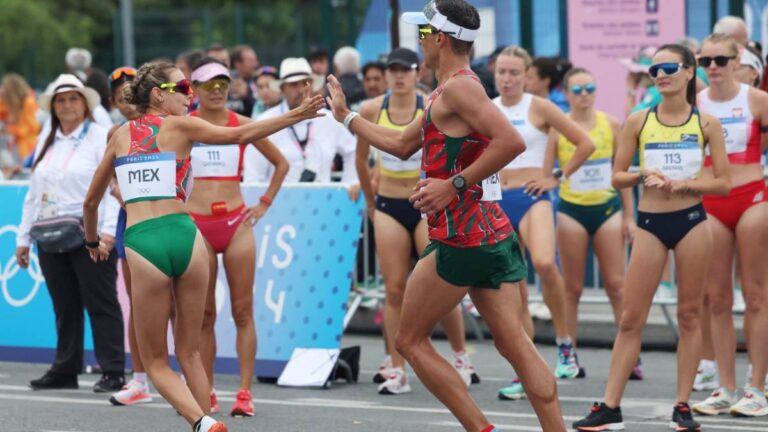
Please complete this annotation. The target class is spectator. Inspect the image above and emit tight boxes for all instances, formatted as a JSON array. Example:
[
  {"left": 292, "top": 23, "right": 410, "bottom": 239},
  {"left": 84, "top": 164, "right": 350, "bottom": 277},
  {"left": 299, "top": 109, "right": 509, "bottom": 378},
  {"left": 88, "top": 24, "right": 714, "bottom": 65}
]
[
  {"left": 207, "top": 43, "right": 230, "bottom": 67},
  {"left": 176, "top": 49, "right": 206, "bottom": 80},
  {"left": 333, "top": 46, "right": 366, "bottom": 107},
  {"left": 308, "top": 46, "right": 331, "bottom": 76},
  {"left": 736, "top": 45, "right": 764, "bottom": 88},
  {"left": 65, "top": 48, "right": 92, "bottom": 82},
  {"left": 85, "top": 69, "right": 112, "bottom": 113},
  {"left": 251, "top": 65, "right": 281, "bottom": 118},
  {"left": 0, "top": 73, "right": 40, "bottom": 173},
  {"left": 242, "top": 57, "right": 359, "bottom": 196},
  {"left": 227, "top": 45, "right": 259, "bottom": 116},
  {"left": 713, "top": 16, "right": 749, "bottom": 45},
  {"left": 621, "top": 45, "right": 659, "bottom": 116},
  {"left": 526, "top": 56, "right": 572, "bottom": 111},
  {"left": 15, "top": 74, "right": 124, "bottom": 393},
  {"left": 361, "top": 62, "right": 387, "bottom": 99}
]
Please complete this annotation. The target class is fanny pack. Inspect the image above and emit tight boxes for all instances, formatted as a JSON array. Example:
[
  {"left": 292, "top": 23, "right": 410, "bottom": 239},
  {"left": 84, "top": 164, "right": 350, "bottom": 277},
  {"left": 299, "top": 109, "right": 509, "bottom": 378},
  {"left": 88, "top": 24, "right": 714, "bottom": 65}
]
[{"left": 30, "top": 216, "right": 85, "bottom": 253}]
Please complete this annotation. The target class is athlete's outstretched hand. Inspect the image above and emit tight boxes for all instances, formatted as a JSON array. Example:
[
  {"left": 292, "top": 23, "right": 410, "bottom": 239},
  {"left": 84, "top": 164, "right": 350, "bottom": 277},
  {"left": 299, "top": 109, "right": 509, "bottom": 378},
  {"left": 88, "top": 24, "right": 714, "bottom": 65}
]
[
  {"left": 325, "top": 75, "right": 349, "bottom": 123},
  {"left": 295, "top": 82, "right": 327, "bottom": 120},
  {"left": 410, "top": 177, "right": 455, "bottom": 214}
]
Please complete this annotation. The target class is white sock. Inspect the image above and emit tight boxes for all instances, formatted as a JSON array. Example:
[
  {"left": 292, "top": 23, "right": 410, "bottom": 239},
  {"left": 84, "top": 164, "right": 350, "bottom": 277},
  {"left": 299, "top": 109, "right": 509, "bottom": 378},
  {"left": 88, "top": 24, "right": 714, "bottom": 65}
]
[
  {"left": 700, "top": 359, "right": 717, "bottom": 372},
  {"left": 556, "top": 337, "right": 573, "bottom": 346},
  {"left": 194, "top": 415, "right": 217, "bottom": 432},
  {"left": 133, "top": 372, "right": 147, "bottom": 384},
  {"left": 453, "top": 350, "right": 466, "bottom": 358}
]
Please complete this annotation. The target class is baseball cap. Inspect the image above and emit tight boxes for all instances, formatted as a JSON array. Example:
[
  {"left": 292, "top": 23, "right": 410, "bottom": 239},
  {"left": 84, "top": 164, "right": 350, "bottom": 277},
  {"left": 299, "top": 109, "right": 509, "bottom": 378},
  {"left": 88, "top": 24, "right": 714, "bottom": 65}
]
[{"left": 386, "top": 48, "right": 419, "bottom": 69}]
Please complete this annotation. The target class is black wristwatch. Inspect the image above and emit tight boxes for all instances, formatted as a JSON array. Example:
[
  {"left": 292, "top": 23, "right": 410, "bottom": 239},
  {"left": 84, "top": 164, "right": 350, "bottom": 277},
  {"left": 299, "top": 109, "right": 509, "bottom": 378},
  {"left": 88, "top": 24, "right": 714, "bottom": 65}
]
[
  {"left": 85, "top": 237, "right": 100, "bottom": 250},
  {"left": 451, "top": 174, "right": 467, "bottom": 192},
  {"left": 552, "top": 168, "right": 564, "bottom": 180}
]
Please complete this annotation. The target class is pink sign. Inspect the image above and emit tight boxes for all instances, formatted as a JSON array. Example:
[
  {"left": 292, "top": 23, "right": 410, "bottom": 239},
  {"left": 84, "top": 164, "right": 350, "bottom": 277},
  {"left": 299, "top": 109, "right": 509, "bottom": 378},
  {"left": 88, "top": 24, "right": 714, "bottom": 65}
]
[{"left": 567, "top": 0, "right": 686, "bottom": 119}]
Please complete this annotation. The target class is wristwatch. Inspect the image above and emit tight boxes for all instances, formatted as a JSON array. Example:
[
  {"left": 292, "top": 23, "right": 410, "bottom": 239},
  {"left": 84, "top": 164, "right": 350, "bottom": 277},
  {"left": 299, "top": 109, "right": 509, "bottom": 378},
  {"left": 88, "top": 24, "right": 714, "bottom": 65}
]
[
  {"left": 85, "top": 236, "right": 101, "bottom": 250},
  {"left": 552, "top": 168, "right": 564, "bottom": 180},
  {"left": 451, "top": 174, "right": 467, "bottom": 192}
]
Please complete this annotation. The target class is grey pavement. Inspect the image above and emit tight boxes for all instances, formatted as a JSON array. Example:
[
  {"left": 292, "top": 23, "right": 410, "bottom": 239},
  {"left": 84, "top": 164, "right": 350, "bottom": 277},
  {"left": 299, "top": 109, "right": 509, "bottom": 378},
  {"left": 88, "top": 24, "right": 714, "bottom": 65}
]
[{"left": 0, "top": 334, "right": 764, "bottom": 432}]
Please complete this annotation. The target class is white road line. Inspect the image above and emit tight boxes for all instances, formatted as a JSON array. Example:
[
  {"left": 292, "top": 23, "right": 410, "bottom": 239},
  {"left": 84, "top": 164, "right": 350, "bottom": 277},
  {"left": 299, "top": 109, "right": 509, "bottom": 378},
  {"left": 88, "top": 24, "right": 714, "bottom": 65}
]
[
  {"left": 432, "top": 421, "right": 543, "bottom": 431},
  {"left": 359, "top": 369, "right": 575, "bottom": 385},
  {"left": 434, "top": 420, "right": 768, "bottom": 432}
]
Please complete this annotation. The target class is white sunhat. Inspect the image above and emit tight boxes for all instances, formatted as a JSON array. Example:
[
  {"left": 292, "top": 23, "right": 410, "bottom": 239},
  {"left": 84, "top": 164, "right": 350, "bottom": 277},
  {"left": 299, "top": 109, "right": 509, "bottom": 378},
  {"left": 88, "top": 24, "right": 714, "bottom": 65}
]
[
  {"left": 38, "top": 74, "right": 101, "bottom": 113},
  {"left": 401, "top": 0, "right": 479, "bottom": 42},
  {"left": 270, "top": 57, "right": 325, "bottom": 92},
  {"left": 739, "top": 47, "right": 764, "bottom": 75}
]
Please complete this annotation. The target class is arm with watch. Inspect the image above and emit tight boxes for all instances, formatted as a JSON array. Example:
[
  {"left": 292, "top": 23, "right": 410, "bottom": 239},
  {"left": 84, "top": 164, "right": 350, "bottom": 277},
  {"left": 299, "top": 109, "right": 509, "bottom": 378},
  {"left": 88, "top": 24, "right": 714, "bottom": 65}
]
[{"left": 524, "top": 127, "right": 595, "bottom": 196}]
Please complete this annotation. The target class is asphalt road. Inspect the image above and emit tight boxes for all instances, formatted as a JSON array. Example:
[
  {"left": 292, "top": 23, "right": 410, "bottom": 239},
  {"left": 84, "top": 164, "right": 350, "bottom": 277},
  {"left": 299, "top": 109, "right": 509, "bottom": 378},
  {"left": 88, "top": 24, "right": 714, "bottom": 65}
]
[{"left": 0, "top": 334, "right": 765, "bottom": 431}]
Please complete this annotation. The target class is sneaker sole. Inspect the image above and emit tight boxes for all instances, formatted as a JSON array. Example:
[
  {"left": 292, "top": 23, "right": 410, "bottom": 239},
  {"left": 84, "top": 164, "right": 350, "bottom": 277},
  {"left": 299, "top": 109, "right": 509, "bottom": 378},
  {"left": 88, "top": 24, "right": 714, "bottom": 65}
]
[
  {"left": 574, "top": 422, "right": 625, "bottom": 431},
  {"left": 692, "top": 405, "right": 730, "bottom": 416},
  {"left": 471, "top": 373, "right": 480, "bottom": 384},
  {"left": 109, "top": 395, "right": 153, "bottom": 406},
  {"left": 668, "top": 422, "right": 701, "bottom": 431},
  {"left": 231, "top": 409, "right": 254, "bottom": 417},
  {"left": 497, "top": 392, "right": 526, "bottom": 401},
  {"left": 373, "top": 373, "right": 387, "bottom": 384},
  {"left": 729, "top": 407, "right": 768, "bottom": 417},
  {"left": 378, "top": 385, "right": 412, "bottom": 395}
]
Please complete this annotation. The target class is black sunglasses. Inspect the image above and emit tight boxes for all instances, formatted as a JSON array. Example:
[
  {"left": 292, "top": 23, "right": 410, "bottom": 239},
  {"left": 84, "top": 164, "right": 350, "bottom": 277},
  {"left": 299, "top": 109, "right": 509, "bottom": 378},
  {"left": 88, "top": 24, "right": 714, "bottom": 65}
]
[{"left": 698, "top": 55, "right": 736, "bottom": 68}]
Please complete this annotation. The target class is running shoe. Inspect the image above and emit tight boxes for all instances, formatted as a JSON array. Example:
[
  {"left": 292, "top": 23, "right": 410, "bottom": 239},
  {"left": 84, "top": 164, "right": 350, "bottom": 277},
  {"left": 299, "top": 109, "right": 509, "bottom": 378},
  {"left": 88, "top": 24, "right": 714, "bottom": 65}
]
[
  {"left": 93, "top": 373, "right": 125, "bottom": 393},
  {"left": 210, "top": 389, "right": 220, "bottom": 414},
  {"left": 670, "top": 402, "right": 701, "bottom": 431},
  {"left": 730, "top": 387, "right": 768, "bottom": 417},
  {"left": 373, "top": 355, "right": 392, "bottom": 384},
  {"left": 654, "top": 281, "right": 676, "bottom": 302},
  {"left": 693, "top": 362, "right": 719, "bottom": 391},
  {"left": 497, "top": 379, "right": 525, "bottom": 401},
  {"left": 194, "top": 415, "right": 228, "bottom": 432},
  {"left": 575, "top": 354, "right": 587, "bottom": 378},
  {"left": 378, "top": 367, "right": 411, "bottom": 395},
  {"left": 629, "top": 358, "right": 644, "bottom": 381},
  {"left": 732, "top": 286, "right": 745, "bottom": 313},
  {"left": 109, "top": 379, "right": 153, "bottom": 406},
  {"left": 554, "top": 343, "right": 580, "bottom": 379},
  {"left": 230, "top": 389, "right": 254, "bottom": 417},
  {"left": 453, "top": 351, "right": 480, "bottom": 385},
  {"left": 692, "top": 387, "right": 737, "bottom": 415},
  {"left": 743, "top": 364, "right": 768, "bottom": 391},
  {"left": 572, "top": 402, "right": 625, "bottom": 431}
]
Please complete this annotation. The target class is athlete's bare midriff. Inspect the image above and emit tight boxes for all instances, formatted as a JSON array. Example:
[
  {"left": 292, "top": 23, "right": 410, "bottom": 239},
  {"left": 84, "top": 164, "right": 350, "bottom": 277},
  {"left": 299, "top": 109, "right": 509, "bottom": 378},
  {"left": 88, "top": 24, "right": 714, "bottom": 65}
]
[
  {"left": 500, "top": 167, "right": 543, "bottom": 189},
  {"left": 185, "top": 180, "right": 245, "bottom": 215},
  {"left": 377, "top": 175, "right": 419, "bottom": 200}
]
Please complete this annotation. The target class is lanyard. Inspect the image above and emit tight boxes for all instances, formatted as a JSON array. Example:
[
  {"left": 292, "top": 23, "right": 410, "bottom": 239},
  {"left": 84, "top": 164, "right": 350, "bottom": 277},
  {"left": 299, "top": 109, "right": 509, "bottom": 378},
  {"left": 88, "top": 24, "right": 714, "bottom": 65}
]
[
  {"left": 42, "top": 120, "right": 91, "bottom": 170},
  {"left": 281, "top": 102, "right": 313, "bottom": 156}
]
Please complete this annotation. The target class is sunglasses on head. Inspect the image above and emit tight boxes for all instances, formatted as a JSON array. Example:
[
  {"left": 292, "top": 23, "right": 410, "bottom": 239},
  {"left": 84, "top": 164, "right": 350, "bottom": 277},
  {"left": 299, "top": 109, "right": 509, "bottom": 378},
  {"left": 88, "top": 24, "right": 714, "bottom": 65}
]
[
  {"left": 648, "top": 63, "right": 687, "bottom": 79},
  {"left": 570, "top": 82, "right": 596, "bottom": 95},
  {"left": 698, "top": 55, "right": 736, "bottom": 68},
  {"left": 159, "top": 79, "right": 192, "bottom": 95},
  {"left": 196, "top": 79, "right": 230, "bottom": 92},
  {"left": 111, "top": 67, "right": 137, "bottom": 82}
]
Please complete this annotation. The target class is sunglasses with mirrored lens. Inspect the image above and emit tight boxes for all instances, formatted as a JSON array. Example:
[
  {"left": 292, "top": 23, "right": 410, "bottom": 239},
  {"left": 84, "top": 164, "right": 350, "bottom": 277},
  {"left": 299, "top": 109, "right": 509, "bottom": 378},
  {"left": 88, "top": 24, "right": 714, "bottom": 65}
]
[
  {"left": 570, "top": 82, "right": 596, "bottom": 95},
  {"left": 111, "top": 67, "right": 137, "bottom": 82},
  {"left": 197, "top": 79, "right": 230, "bottom": 92},
  {"left": 698, "top": 55, "right": 736, "bottom": 68},
  {"left": 159, "top": 79, "right": 192, "bottom": 95},
  {"left": 418, "top": 26, "right": 434, "bottom": 40},
  {"left": 648, "top": 63, "right": 686, "bottom": 79}
]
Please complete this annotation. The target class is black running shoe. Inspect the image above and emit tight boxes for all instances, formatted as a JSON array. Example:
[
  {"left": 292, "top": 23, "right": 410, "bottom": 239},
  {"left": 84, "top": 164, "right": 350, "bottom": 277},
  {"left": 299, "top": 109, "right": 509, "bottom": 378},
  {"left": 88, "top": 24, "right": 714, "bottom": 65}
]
[
  {"left": 93, "top": 373, "right": 125, "bottom": 393},
  {"left": 670, "top": 402, "right": 701, "bottom": 431},
  {"left": 573, "top": 402, "right": 625, "bottom": 431}
]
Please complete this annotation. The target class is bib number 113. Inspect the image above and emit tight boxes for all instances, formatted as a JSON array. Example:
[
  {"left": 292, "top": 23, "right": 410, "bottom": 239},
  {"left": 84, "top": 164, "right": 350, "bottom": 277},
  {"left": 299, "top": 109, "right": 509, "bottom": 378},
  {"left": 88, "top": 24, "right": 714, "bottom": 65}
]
[{"left": 664, "top": 153, "right": 682, "bottom": 164}]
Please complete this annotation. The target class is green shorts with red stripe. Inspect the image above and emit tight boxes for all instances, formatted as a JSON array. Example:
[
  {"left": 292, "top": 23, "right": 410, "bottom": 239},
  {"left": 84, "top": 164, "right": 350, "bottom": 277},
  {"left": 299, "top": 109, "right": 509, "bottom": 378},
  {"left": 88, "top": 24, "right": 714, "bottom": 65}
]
[{"left": 421, "top": 233, "right": 527, "bottom": 289}]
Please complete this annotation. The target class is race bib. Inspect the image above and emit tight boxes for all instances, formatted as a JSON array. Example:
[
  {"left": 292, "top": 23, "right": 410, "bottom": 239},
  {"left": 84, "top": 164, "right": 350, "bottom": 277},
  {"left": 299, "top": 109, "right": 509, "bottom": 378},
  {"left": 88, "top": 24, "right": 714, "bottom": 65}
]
[
  {"left": 643, "top": 142, "right": 702, "bottom": 181},
  {"left": 190, "top": 144, "right": 241, "bottom": 178},
  {"left": 115, "top": 152, "right": 177, "bottom": 203},
  {"left": 380, "top": 149, "right": 422, "bottom": 174},
  {"left": 481, "top": 172, "right": 502, "bottom": 201},
  {"left": 569, "top": 158, "right": 612, "bottom": 192},
  {"left": 706, "top": 116, "right": 747, "bottom": 156}
]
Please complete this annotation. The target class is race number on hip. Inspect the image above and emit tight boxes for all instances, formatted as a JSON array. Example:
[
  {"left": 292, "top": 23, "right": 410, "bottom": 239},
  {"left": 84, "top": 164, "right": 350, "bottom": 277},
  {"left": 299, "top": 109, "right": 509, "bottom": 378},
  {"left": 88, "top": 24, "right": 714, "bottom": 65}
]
[
  {"left": 190, "top": 144, "right": 240, "bottom": 178},
  {"left": 569, "top": 158, "right": 612, "bottom": 192},
  {"left": 114, "top": 152, "right": 177, "bottom": 203},
  {"left": 481, "top": 172, "right": 502, "bottom": 201},
  {"left": 643, "top": 142, "right": 702, "bottom": 181}
]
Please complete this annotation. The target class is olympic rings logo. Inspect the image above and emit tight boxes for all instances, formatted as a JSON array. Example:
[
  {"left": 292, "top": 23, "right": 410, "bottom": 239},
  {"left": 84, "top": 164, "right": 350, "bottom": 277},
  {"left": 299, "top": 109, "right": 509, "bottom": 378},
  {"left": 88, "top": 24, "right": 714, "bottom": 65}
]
[{"left": 0, "top": 225, "right": 45, "bottom": 308}]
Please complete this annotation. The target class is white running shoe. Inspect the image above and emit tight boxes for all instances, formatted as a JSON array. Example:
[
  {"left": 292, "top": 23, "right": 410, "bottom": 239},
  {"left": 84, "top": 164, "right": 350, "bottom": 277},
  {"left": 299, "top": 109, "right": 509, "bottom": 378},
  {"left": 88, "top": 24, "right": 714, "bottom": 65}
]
[
  {"left": 732, "top": 286, "right": 745, "bottom": 313},
  {"left": 693, "top": 361, "right": 719, "bottom": 391},
  {"left": 692, "top": 387, "right": 737, "bottom": 415},
  {"left": 109, "top": 379, "right": 153, "bottom": 406},
  {"left": 730, "top": 387, "right": 768, "bottom": 417},
  {"left": 452, "top": 352, "right": 472, "bottom": 387},
  {"left": 373, "top": 355, "right": 392, "bottom": 384},
  {"left": 378, "top": 367, "right": 412, "bottom": 395}
]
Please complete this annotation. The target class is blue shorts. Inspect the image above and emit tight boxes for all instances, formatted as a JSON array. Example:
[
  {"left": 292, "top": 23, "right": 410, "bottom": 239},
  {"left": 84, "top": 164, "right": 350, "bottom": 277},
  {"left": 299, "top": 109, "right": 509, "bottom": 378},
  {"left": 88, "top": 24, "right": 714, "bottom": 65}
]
[
  {"left": 115, "top": 208, "right": 127, "bottom": 260},
  {"left": 499, "top": 187, "right": 552, "bottom": 233}
]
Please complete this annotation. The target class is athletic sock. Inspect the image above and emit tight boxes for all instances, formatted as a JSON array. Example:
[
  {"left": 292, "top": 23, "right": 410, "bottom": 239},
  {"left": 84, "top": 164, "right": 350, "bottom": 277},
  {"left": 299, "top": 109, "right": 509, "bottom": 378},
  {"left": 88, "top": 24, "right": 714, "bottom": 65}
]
[
  {"left": 700, "top": 359, "right": 716, "bottom": 371},
  {"left": 133, "top": 372, "right": 148, "bottom": 384},
  {"left": 555, "top": 336, "right": 573, "bottom": 347},
  {"left": 193, "top": 415, "right": 217, "bottom": 432}
]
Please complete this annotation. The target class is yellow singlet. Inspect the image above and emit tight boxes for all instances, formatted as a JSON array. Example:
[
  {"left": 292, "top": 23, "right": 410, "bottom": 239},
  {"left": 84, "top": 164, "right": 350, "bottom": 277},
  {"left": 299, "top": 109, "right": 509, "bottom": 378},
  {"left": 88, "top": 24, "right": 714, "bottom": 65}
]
[
  {"left": 375, "top": 94, "right": 424, "bottom": 179},
  {"left": 638, "top": 105, "right": 705, "bottom": 182},
  {"left": 558, "top": 111, "right": 616, "bottom": 206}
]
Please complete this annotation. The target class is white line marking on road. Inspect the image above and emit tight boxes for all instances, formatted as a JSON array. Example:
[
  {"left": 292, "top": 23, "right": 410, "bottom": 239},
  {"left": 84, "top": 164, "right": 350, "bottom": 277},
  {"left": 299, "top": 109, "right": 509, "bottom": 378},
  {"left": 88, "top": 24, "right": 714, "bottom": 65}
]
[
  {"left": 432, "top": 421, "right": 543, "bottom": 431},
  {"left": 360, "top": 369, "right": 575, "bottom": 384},
  {"left": 434, "top": 420, "right": 768, "bottom": 432}
]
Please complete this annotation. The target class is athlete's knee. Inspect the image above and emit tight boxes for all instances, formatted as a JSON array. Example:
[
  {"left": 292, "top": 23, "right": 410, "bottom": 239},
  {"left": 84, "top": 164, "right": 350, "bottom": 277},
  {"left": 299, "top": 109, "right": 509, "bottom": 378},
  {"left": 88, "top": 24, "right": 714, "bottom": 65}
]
[
  {"left": 384, "top": 286, "right": 406, "bottom": 308},
  {"left": 532, "top": 257, "right": 559, "bottom": 280},
  {"left": 231, "top": 301, "right": 254, "bottom": 329},
  {"left": 708, "top": 290, "right": 734, "bottom": 316},
  {"left": 174, "top": 346, "right": 201, "bottom": 367},
  {"left": 676, "top": 304, "right": 701, "bottom": 332},
  {"left": 743, "top": 288, "right": 767, "bottom": 316},
  {"left": 603, "top": 278, "right": 623, "bottom": 302},
  {"left": 202, "top": 305, "right": 217, "bottom": 330},
  {"left": 617, "top": 310, "right": 645, "bottom": 335},
  {"left": 493, "top": 327, "right": 529, "bottom": 360},
  {"left": 394, "top": 330, "right": 425, "bottom": 361},
  {"left": 564, "top": 282, "right": 584, "bottom": 302}
]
